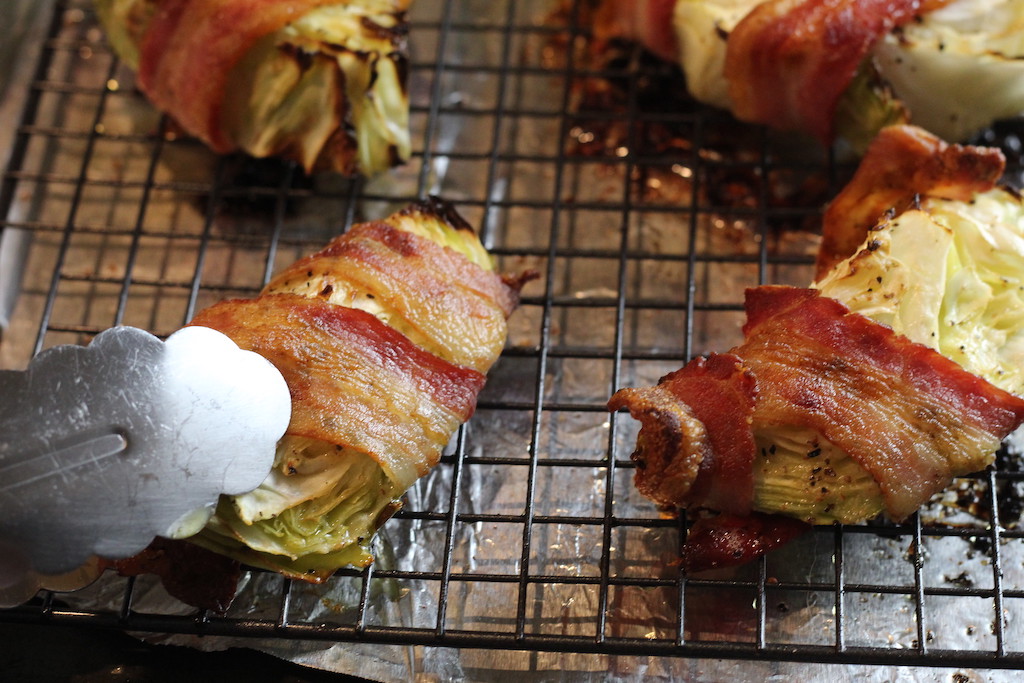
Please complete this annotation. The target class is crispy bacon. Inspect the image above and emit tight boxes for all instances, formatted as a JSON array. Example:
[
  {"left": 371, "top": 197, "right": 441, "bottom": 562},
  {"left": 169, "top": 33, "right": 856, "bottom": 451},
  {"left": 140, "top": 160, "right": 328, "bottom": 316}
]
[
  {"left": 610, "top": 285, "right": 1024, "bottom": 570},
  {"left": 100, "top": 200, "right": 522, "bottom": 604},
  {"left": 815, "top": 125, "right": 1006, "bottom": 278},
  {"left": 723, "top": 0, "right": 951, "bottom": 143},
  {"left": 195, "top": 198, "right": 523, "bottom": 504},
  {"left": 608, "top": 353, "right": 758, "bottom": 515},
  {"left": 190, "top": 293, "right": 485, "bottom": 488},
  {"left": 391, "top": 200, "right": 524, "bottom": 318},
  {"left": 740, "top": 286, "right": 1024, "bottom": 521},
  {"left": 264, "top": 222, "right": 514, "bottom": 374},
  {"left": 608, "top": 380, "right": 710, "bottom": 509}
]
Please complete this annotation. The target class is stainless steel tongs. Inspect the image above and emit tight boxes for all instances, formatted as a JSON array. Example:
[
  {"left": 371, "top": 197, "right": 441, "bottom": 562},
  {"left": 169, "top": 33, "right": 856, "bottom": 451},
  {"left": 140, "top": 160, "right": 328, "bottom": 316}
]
[{"left": 0, "top": 325, "right": 291, "bottom": 606}]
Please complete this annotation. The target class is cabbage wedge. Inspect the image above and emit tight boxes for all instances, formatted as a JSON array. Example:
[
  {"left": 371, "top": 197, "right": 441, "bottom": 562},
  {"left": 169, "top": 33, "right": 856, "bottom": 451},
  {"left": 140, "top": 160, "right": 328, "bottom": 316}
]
[
  {"left": 749, "top": 143, "right": 1024, "bottom": 525},
  {"left": 94, "top": 0, "right": 412, "bottom": 176},
  {"left": 188, "top": 199, "right": 524, "bottom": 580},
  {"left": 611, "top": 127, "right": 1024, "bottom": 535},
  {"left": 871, "top": 0, "right": 1024, "bottom": 144}
]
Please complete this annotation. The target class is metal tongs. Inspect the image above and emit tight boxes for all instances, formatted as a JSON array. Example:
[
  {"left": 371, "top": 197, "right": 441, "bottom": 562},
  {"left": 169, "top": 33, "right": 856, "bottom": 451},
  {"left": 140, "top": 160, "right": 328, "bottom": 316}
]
[{"left": 0, "top": 326, "right": 291, "bottom": 607}]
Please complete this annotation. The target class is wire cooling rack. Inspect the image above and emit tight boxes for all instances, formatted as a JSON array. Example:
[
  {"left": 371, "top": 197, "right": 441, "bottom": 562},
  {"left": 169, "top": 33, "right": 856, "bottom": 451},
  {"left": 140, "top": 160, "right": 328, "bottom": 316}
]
[{"left": 5, "top": 0, "right": 1024, "bottom": 676}]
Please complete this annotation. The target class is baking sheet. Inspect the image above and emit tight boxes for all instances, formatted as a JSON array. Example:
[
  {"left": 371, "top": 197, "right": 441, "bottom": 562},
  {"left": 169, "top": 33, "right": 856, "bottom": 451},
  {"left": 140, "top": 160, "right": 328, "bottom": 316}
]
[{"left": 3, "top": 0, "right": 1024, "bottom": 680}]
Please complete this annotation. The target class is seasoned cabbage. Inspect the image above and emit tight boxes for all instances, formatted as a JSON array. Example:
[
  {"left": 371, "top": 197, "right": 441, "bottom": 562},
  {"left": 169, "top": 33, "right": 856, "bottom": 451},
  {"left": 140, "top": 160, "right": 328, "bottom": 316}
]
[
  {"left": 225, "top": 2, "right": 411, "bottom": 176},
  {"left": 193, "top": 438, "right": 400, "bottom": 575},
  {"left": 871, "top": 0, "right": 1024, "bottom": 143},
  {"left": 751, "top": 427, "right": 885, "bottom": 525},
  {"left": 671, "top": 0, "right": 758, "bottom": 109},
  {"left": 816, "top": 187, "right": 1024, "bottom": 396}
]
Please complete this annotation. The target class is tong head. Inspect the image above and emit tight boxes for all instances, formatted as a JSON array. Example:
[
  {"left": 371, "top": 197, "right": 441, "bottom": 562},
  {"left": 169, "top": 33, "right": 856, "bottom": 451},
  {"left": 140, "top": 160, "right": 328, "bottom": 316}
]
[{"left": 0, "top": 325, "right": 291, "bottom": 603}]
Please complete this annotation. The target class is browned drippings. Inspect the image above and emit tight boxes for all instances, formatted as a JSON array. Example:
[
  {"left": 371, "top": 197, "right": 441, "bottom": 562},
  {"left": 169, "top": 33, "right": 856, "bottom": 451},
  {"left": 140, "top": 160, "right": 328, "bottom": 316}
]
[{"left": 545, "top": 4, "right": 839, "bottom": 237}]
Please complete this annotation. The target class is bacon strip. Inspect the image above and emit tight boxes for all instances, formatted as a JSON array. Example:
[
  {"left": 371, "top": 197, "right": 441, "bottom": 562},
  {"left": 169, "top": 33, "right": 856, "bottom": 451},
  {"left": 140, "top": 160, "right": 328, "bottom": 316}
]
[
  {"left": 815, "top": 125, "right": 1006, "bottom": 278},
  {"left": 190, "top": 293, "right": 485, "bottom": 488},
  {"left": 740, "top": 286, "right": 1024, "bottom": 521},
  {"left": 610, "top": 285, "right": 1024, "bottom": 570},
  {"left": 386, "top": 201, "right": 526, "bottom": 319},
  {"left": 609, "top": 353, "right": 758, "bottom": 515},
  {"left": 723, "top": 0, "right": 950, "bottom": 143},
  {"left": 608, "top": 381, "right": 710, "bottom": 510},
  {"left": 265, "top": 222, "right": 513, "bottom": 374}
]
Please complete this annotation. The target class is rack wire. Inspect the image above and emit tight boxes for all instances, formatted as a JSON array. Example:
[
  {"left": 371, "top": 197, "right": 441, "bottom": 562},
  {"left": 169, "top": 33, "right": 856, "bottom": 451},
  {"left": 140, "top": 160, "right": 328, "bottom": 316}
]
[{"left": 4, "top": 0, "right": 1024, "bottom": 674}]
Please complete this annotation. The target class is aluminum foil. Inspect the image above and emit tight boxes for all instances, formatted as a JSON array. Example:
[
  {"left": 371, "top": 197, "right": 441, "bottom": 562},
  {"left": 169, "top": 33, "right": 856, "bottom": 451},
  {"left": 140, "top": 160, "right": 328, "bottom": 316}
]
[{"left": 3, "top": 1, "right": 1024, "bottom": 681}]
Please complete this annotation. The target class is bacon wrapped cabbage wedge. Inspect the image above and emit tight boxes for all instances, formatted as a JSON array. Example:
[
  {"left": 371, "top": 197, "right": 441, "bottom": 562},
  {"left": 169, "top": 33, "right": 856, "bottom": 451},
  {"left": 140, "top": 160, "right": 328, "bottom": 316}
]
[
  {"left": 609, "top": 287, "right": 1024, "bottom": 571},
  {"left": 609, "top": 126, "right": 1024, "bottom": 572},
  {"left": 592, "top": 0, "right": 1024, "bottom": 150},
  {"left": 94, "top": 0, "right": 412, "bottom": 176},
  {"left": 185, "top": 199, "right": 526, "bottom": 580}
]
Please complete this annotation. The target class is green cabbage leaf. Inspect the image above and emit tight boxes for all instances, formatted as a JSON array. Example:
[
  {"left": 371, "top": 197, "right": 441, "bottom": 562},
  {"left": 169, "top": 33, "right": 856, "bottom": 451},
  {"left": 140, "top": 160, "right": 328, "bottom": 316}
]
[
  {"left": 225, "top": 2, "right": 411, "bottom": 176},
  {"left": 191, "top": 437, "right": 400, "bottom": 577}
]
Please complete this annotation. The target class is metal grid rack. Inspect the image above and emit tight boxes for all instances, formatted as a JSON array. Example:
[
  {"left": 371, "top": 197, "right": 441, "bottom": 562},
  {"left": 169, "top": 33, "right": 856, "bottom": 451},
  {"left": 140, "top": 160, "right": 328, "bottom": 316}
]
[{"left": 5, "top": 0, "right": 1024, "bottom": 675}]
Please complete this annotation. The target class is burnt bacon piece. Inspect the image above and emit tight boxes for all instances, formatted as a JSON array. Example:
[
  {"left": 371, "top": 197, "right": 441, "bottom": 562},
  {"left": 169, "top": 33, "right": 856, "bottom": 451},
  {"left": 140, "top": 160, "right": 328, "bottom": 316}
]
[
  {"left": 610, "top": 286, "right": 1024, "bottom": 572},
  {"left": 607, "top": 353, "right": 758, "bottom": 516}
]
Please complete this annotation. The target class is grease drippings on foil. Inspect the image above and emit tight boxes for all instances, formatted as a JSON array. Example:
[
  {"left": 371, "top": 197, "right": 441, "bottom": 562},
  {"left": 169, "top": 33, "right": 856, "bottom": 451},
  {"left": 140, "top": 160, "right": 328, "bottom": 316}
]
[{"left": 543, "top": 4, "right": 843, "bottom": 237}]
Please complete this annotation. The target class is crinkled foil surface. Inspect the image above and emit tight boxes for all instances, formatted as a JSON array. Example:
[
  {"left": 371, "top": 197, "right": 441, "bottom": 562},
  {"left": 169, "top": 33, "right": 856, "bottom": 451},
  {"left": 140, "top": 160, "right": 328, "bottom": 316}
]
[{"left": 4, "top": 1, "right": 1024, "bottom": 681}]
